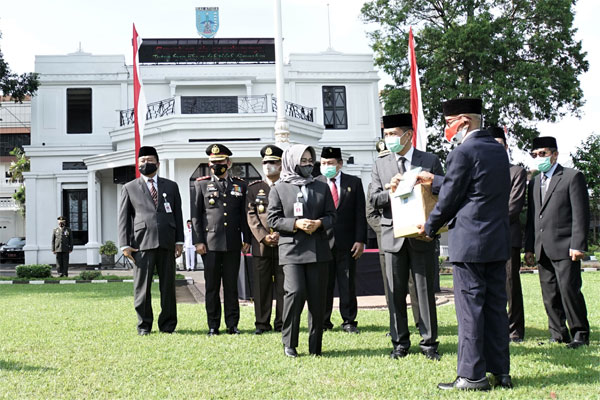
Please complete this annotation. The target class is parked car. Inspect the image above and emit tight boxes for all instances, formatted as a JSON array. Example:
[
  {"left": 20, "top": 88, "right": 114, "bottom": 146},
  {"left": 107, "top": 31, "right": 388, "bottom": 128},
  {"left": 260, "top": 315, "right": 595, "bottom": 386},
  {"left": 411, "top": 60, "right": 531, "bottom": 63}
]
[{"left": 0, "top": 237, "right": 26, "bottom": 264}]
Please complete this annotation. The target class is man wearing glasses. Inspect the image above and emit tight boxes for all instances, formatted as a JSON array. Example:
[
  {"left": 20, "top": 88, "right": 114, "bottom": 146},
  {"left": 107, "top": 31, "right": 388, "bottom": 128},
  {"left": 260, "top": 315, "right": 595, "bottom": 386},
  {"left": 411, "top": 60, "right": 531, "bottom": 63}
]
[{"left": 524, "top": 136, "right": 590, "bottom": 349}]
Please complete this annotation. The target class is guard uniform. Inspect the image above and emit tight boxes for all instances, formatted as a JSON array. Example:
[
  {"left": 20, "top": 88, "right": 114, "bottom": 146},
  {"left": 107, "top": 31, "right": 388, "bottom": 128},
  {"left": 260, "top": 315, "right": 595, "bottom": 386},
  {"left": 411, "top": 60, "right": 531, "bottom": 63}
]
[{"left": 52, "top": 216, "right": 73, "bottom": 277}]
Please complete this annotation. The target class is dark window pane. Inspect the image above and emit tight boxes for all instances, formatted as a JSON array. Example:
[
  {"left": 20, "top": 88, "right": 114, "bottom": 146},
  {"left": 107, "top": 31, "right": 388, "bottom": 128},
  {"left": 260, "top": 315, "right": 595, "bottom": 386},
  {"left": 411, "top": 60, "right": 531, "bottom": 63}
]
[
  {"left": 322, "top": 86, "right": 347, "bottom": 130},
  {"left": 67, "top": 88, "right": 92, "bottom": 134},
  {"left": 62, "top": 189, "right": 88, "bottom": 245}
]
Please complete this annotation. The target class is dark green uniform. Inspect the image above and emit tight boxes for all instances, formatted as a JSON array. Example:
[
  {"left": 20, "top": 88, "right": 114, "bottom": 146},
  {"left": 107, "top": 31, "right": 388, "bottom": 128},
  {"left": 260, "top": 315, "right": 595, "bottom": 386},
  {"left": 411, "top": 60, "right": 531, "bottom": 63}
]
[{"left": 52, "top": 227, "right": 73, "bottom": 276}]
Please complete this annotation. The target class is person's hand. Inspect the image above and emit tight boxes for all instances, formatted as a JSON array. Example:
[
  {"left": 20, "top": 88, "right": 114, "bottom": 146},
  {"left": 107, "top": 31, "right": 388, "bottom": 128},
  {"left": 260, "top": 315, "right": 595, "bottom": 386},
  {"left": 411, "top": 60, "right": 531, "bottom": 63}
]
[
  {"left": 195, "top": 243, "right": 207, "bottom": 255},
  {"left": 270, "top": 232, "right": 280, "bottom": 244},
  {"left": 525, "top": 252, "right": 535, "bottom": 266},
  {"left": 53, "top": 251, "right": 56, "bottom": 254},
  {"left": 295, "top": 218, "right": 319, "bottom": 234},
  {"left": 569, "top": 249, "right": 585, "bottom": 262},
  {"left": 305, "top": 219, "right": 322, "bottom": 234},
  {"left": 415, "top": 224, "right": 433, "bottom": 242},
  {"left": 389, "top": 173, "right": 404, "bottom": 193},
  {"left": 175, "top": 244, "right": 183, "bottom": 258},
  {"left": 122, "top": 246, "right": 138, "bottom": 261},
  {"left": 351, "top": 242, "right": 364, "bottom": 260},
  {"left": 242, "top": 242, "right": 251, "bottom": 254},
  {"left": 416, "top": 171, "right": 434, "bottom": 184}
]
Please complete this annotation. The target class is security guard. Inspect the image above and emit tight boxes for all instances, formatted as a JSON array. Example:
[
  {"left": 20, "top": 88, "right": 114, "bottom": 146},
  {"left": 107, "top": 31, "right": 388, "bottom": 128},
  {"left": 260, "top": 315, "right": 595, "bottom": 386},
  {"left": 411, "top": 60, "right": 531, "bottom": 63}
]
[
  {"left": 192, "top": 143, "right": 251, "bottom": 336},
  {"left": 52, "top": 216, "right": 73, "bottom": 277},
  {"left": 246, "top": 144, "right": 285, "bottom": 334}
]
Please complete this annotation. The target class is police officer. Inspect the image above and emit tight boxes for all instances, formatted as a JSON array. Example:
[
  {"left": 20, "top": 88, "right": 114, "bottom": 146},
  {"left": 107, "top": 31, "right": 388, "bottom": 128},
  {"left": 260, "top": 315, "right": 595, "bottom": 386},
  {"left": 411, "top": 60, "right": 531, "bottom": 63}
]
[
  {"left": 192, "top": 144, "right": 251, "bottom": 336},
  {"left": 246, "top": 144, "right": 285, "bottom": 334},
  {"left": 52, "top": 216, "right": 73, "bottom": 277}
]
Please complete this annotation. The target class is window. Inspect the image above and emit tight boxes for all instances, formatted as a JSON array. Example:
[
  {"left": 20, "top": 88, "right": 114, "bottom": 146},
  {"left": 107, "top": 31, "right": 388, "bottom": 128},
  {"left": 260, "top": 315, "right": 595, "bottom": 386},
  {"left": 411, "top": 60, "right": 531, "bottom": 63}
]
[
  {"left": 67, "top": 88, "right": 92, "bottom": 133},
  {"left": 0, "top": 134, "right": 30, "bottom": 156},
  {"left": 322, "top": 86, "right": 347, "bottom": 129},
  {"left": 62, "top": 189, "right": 88, "bottom": 245},
  {"left": 62, "top": 162, "right": 87, "bottom": 171}
]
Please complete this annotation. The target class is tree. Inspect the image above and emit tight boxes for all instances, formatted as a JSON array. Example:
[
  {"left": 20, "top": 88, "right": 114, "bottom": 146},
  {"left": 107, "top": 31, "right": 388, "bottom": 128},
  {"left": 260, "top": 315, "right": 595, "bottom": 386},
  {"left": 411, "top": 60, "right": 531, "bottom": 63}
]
[
  {"left": 571, "top": 133, "right": 600, "bottom": 245},
  {"left": 8, "top": 147, "right": 30, "bottom": 216},
  {"left": 362, "top": 0, "right": 588, "bottom": 159},
  {"left": 1, "top": 31, "right": 39, "bottom": 102}
]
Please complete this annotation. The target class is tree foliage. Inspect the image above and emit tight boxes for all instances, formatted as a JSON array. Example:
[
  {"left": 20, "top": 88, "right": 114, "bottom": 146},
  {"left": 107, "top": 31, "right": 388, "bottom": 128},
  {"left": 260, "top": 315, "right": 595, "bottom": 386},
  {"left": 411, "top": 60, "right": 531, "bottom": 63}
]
[
  {"left": 9, "top": 147, "right": 30, "bottom": 216},
  {"left": 0, "top": 31, "right": 39, "bottom": 102},
  {"left": 362, "top": 0, "right": 588, "bottom": 159},
  {"left": 571, "top": 133, "right": 600, "bottom": 243}
]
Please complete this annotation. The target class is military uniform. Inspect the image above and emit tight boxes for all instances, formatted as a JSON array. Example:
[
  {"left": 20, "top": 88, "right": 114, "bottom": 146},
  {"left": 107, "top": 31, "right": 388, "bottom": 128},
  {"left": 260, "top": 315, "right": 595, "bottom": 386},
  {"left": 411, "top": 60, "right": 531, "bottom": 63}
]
[{"left": 52, "top": 217, "right": 73, "bottom": 277}]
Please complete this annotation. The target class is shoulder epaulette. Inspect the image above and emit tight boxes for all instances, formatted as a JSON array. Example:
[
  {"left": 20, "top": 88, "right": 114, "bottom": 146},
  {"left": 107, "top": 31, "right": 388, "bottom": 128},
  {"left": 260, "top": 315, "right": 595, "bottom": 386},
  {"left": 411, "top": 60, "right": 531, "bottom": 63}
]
[
  {"left": 377, "top": 150, "right": 391, "bottom": 158},
  {"left": 248, "top": 180, "right": 263, "bottom": 186},
  {"left": 196, "top": 176, "right": 210, "bottom": 181},
  {"left": 232, "top": 176, "right": 245, "bottom": 181}
]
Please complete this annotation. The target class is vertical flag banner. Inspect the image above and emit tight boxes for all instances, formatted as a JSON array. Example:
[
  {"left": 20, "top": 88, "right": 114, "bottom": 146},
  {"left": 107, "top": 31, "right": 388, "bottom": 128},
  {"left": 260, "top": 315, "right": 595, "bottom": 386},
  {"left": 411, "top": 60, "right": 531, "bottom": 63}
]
[
  {"left": 408, "top": 27, "right": 427, "bottom": 151},
  {"left": 133, "top": 23, "right": 147, "bottom": 178}
]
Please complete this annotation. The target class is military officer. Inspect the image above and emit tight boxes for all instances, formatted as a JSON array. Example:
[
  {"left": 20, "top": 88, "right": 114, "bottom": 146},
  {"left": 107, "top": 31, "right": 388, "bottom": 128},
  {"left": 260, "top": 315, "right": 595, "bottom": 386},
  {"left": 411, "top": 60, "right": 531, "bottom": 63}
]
[
  {"left": 192, "top": 143, "right": 251, "bottom": 336},
  {"left": 52, "top": 216, "right": 73, "bottom": 277},
  {"left": 246, "top": 144, "right": 285, "bottom": 334}
]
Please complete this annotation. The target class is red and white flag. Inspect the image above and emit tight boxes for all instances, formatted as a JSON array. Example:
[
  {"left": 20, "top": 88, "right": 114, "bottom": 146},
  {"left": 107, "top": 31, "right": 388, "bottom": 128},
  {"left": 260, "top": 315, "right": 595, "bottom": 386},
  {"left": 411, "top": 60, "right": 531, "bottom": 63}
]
[
  {"left": 133, "top": 23, "right": 147, "bottom": 178},
  {"left": 408, "top": 27, "right": 427, "bottom": 151}
]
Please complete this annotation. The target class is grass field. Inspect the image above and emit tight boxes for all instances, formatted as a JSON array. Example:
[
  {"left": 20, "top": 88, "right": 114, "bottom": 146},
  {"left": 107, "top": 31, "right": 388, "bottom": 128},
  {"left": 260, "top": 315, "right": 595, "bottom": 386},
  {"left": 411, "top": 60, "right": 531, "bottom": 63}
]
[{"left": 0, "top": 274, "right": 598, "bottom": 399}]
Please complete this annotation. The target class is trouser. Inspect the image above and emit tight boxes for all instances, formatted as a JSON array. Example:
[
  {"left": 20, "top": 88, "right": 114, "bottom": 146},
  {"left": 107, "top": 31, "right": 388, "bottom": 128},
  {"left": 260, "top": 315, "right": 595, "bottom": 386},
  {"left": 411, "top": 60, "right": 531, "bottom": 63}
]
[
  {"left": 56, "top": 252, "right": 69, "bottom": 276},
  {"left": 323, "top": 247, "right": 358, "bottom": 328},
  {"left": 253, "top": 254, "right": 284, "bottom": 331},
  {"left": 506, "top": 247, "right": 525, "bottom": 339},
  {"left": 453, "top": 261, "right": 510, "bottom": 380},
  {"left": 202, "top": 250, "right": 241, "bottom": 330},
  {"left": 386, "top": 242, "right": 438, "bottom": 352},
  {"left": 185, "top": 247, "right": 196, "bottom": 270},
  {"left": 132, "top": 248, "right": 177, "bottom": 333},
  {"left": 538, "top": 248, "right": 589, "bottom": 343},
  {"left": 281, "top": 262, "right": 328, "bottom": 355}
]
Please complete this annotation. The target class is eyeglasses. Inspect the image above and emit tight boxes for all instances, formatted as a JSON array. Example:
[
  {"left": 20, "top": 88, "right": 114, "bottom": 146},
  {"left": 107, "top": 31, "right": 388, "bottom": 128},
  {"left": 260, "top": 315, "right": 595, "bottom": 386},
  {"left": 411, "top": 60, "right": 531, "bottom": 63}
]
[{"left": 530, "top": 150, "right": 553, "bottom": 158}]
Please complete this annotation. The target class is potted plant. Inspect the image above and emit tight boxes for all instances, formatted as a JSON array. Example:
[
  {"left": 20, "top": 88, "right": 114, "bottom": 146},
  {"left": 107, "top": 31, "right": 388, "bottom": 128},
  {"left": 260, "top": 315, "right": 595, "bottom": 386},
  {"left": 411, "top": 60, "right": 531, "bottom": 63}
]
[{"left": 99, "top": 240, "right": 118, "bottom": 267}]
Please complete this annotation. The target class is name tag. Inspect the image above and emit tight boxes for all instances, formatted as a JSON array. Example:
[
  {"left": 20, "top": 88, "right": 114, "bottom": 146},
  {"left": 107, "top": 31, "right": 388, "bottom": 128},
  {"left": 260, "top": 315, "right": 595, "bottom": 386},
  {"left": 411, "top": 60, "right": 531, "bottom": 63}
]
[
  {"left": 162, "top": 193, "right": 173, "bottom": 213},
  {"left": 293, "top": 202, "right": 303, "bottom": 217}
]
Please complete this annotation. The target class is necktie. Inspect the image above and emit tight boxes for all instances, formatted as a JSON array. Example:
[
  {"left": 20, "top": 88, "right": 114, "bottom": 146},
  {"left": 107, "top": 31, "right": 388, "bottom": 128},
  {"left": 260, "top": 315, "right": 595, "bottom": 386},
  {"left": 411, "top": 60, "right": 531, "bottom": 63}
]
[
  {"left": 330, "top": 177, "right": 339, "bottom": 208},
  {"left": 148, "top": 178, "right": 158, "bottom": 207},
  {"left": 541, "top": 174, "right": 548, "bottom": 202},
  {"left": 398, "top": 157, "right": 406, "bottom": 174}
]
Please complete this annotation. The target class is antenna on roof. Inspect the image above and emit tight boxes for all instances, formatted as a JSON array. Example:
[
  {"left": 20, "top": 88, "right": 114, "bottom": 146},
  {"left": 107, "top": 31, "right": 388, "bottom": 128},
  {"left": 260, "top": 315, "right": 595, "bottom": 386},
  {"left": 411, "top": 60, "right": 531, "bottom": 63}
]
[{"left": 327, "top": 3, "right": 334, "bottom": 51}]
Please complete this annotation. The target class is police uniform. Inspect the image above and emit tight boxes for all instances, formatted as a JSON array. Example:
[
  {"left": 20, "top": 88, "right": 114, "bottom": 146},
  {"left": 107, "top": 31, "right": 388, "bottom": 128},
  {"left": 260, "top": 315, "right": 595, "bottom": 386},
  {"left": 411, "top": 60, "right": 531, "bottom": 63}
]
[
  {"left": 52, "top": 216, "right": 73, "bottom": 277},
  {"left": 191, "top": 144, "right": 251, "bottom": 334},
  {"left": 245, "top": 145, "right": 285, "bottom": 333}
]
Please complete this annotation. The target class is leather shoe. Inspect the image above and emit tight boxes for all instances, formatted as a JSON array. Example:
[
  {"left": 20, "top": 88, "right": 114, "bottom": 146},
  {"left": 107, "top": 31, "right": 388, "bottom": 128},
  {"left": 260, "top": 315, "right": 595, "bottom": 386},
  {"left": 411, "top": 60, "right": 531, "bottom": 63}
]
[
  {"left": 342, "top": 325, "right": 360, "bottom": 334},
  {"left": 566, "top": 340, "right": 589, "bottom": 349},
  {"left": 509, "top": 337, "right": 523, "bottom": 343},
  {"left": 422, "top": 349, "right": 441, "bottom": 361},
  {"left": 227, "top": 326, "right": 241, "bottom": 335},
  {"left": 138, "top": 330, "right": 150, "bottom": 336},
  {"left": 254, "top": 328, "right": 270, "bottom": 335},
  {"left": 390, "top": 347, "right": 408, "bottom": 359},
  {"left": 492, "top": 374, "right": 513, "bottom": 388},
  {"left": 284, "top": 346, "right": 298, "bottom": 358},
  {"left": 207, "top": 328, "right": 220, "bottom": 336},
  {"left": 438, "top": 377, "right": 491, "bottom": 391}
]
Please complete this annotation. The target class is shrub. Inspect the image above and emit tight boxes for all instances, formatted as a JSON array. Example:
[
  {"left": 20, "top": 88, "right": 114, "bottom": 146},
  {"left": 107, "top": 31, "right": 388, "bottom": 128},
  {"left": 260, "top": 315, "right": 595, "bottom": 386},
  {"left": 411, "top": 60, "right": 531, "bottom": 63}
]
[
  {"left": 594, "top": 252, "right": 600, "bottom": 261},
  {"left": 99, "top": 241, "right": 118, "bottom": 256},
  {"left": 79, "top": 270, "right": 103, "bottom": 280},
  {"left": 16, "top": 264, "right": 52, "bottom": 278}
]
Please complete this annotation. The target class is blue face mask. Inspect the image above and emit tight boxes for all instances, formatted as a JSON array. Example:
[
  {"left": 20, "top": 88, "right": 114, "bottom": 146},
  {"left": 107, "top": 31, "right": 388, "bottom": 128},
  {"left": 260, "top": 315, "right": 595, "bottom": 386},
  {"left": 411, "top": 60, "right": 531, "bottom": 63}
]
[
  {"left": 320, "top": 165, "right": 338, "bottom": 179},
  {"left": 537, "top": 156, "right": 552, "bottom": 173},
  {"left": 385, "top": 136, "right": 404, "bottom": 153}
]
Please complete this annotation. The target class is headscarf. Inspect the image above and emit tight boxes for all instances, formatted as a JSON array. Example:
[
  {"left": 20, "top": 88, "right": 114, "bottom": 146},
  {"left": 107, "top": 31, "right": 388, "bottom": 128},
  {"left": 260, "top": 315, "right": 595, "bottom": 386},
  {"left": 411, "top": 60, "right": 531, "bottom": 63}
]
[{"left": 281, "top": 144, "right": 315, "bottom": 186}]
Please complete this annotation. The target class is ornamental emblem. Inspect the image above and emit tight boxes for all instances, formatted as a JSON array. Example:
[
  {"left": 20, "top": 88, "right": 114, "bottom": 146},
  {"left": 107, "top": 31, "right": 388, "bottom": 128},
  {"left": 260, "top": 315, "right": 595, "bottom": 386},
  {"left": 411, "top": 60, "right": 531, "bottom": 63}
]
[
  {"left": 378, "top": 141, "right": 386, "bottom": 151},
  {"left": 212, "top": 145, "right": 220, "bottom": 154},
  {"left": 265, "top": 147, "right": 273, "bottom": 156},
  {"left": 196, "top": 7, "right": 219, "bottom": 39}
]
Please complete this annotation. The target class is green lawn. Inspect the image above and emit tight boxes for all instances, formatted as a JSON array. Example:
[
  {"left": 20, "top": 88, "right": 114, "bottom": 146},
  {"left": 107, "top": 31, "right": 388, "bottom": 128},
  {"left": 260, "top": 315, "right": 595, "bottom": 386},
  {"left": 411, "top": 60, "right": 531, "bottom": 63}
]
[{"left": 0, "top": 274, "right": 598, "bottom": 399}]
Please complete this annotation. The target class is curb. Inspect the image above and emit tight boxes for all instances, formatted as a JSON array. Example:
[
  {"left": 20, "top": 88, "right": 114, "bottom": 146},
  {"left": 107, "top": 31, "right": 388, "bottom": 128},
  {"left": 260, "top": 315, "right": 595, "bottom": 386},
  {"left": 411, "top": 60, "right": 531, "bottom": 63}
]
[{"left": 0, "top": 278, "right": 192, "bottom": 286}]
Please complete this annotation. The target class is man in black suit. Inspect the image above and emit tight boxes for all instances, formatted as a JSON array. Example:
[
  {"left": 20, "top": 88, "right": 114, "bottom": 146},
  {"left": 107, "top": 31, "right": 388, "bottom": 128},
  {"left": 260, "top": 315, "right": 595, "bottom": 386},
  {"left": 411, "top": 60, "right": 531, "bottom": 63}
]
[
  {"left": 192, "top": 143, "right": 251, "bottom": 336},
  {"left": 489, "top": 127, "right": 527, "bottom": 342},
  {"left": 52, "top": 216, "right": 73, "bottom": 277},
  {"left": 118, "top": 146, "right": 184, "bottom": 335},
  {"left": 420, "top": 98, "right": 512, "bottom": 391},
  {"left": 370, "top": 113, "right": 444, "bottom": 361},
  {"left": 525, "top": 136, "right": 590, "bottom": 349},
  {"left": 318, "top": 147, "right": 367, "bottom": 334},
  {"left": 246, "top": 144, "right": 285, "bottom": 335}
]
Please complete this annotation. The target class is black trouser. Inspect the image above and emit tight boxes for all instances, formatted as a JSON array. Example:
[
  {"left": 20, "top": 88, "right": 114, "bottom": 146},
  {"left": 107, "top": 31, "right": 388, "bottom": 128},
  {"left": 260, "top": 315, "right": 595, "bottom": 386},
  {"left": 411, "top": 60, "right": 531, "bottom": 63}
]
[
  {"left": 253, "top": 254, "right": 284, "bottom": 331},
  {"left": 56, "top": 252, "right": 69, "bottom": 276},
  {"left": 538, "top": 248, "right": 589, "bottom": 343},
  {"left": 132, "top": 248, "right": 177, "bottom": 333},
  {"left": 506, "top": 247, "right": 525, "bottom": 339},
  {"left": 202, "top": 250, "right": 241, "bottom": 330},
  {"left": 282, "top": 262, "right": 328, "bottom": 355},
  {"left": 323, "top": 247, "right": 358, "bottom": 328},
  {"left": 386, "top": 242, "right": 438, "bottom": 352},
  {"left": 453, "top": 261, "right": 509, "bottom": 380}
]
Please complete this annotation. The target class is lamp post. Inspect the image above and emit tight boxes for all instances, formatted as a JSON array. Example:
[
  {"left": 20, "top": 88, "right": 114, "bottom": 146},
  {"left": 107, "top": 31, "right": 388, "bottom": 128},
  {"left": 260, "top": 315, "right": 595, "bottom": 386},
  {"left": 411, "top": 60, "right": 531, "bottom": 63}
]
[{"left": 273, "top": 0, "right": 290, "bottom": 147}]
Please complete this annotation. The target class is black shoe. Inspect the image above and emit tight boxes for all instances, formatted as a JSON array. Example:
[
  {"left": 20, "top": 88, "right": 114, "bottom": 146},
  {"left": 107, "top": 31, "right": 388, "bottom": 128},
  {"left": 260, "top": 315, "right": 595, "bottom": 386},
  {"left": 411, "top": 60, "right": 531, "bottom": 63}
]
[
  {"left": 509, "top": 337, "right": 523, "bottom": 343},
  {"left": 422, "top": 349, "right": 441, "bottom": 361},
  {"left": 284, "top": 346, "right": 298, "bottom": 358},
  {"left": 438, "top": 377, "right": 491, "bottom": 391},
  {"left": 492, "top": 374, "right": 513, "bottom": 388},
  {"left": 566, "top": 340, "right": 589, "bottom": 349},
  {"left": 207, "top": 328, "right": 220, "bottom": 336},
  {"left": 254, "top": 328, "right": 269, "bottom": 335},
  {"left": 390, "top": 347, "right": 408, "bottom": 359},
  {"left": 549, "top": 337, "right": 566, "bottom": 344},
  {"left": 323, "top": 325, "right": 334, "bottom": 332},
  {"left": 385, "top": 332, "right": 391, "bottom": 337},
  {"left": 138, "top": 330, "right": 151, "bottom": 336},
  {"left": 342, "top": 325, "right": 360, "bottom": 334},
  {"left": 160, "top": 330, "right": 173, "bottom": 334},
  {"left": 227, "top": 326, "right": 241, "bottom": 335}
]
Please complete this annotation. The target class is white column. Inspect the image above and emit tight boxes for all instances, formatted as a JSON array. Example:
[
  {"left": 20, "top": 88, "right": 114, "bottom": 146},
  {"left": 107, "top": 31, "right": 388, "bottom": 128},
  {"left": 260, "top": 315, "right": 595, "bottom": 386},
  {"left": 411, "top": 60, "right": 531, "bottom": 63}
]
[
  {"left": 273, "top": 0, "right": 290, "bottom": 148},
  {"left": 168, "top": 159, "right": 175, "bottom": 181},
  {"left": 86, "top": 171, "right": 100, "bottom": 265},
  {"left": 23, "top": 174, "right": 38, "bottom": 264}
]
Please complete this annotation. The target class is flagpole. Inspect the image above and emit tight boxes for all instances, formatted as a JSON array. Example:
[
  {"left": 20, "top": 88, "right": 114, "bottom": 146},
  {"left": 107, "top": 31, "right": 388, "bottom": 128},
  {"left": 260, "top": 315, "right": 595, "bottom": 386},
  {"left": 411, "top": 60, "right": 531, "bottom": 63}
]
[{"left": 273, "top": 0, "right": 290, "bottom": 147}]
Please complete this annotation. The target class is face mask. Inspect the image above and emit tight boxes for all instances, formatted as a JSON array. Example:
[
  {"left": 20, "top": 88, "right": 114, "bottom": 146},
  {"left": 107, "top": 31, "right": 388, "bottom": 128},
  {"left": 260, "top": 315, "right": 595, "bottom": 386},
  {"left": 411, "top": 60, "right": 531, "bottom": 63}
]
[
  {"left": 536, "top": 156, "right": 552, "bottom": 173},
  {"left": 444, "top": 119, "right": 468, "bottom": 144},
  {"left": 385, "top": 136, "right": 404, "bottom": 153},
  {"left": 138, "top": 162, "right": 157, "bottom": 176},
  {"left": 59, "top": 222, "right": 66, "bottom": 228},
  {"left": 211, "top": 164, "right": 228, "bottom": 176},
  {"left": 320, "top": 165, "right": 338, "bottom": 179},
  {"left": 262, "top": 163, "right": 281, "bottom": 177},
  {"left": 295, "top": 164, "right": 314, "bottom": 178}
]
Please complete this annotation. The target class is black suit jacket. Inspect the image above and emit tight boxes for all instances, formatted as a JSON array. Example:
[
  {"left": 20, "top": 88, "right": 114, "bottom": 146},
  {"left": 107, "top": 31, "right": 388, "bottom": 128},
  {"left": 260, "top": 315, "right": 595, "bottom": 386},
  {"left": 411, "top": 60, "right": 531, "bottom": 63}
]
[
  {"left": 508, "top": 164, "right": 527, "bottom": 248},
  {"left": 525, "top": 164, "right": 590, "bottom": 260},
  {"left": 425, "top": 130, "right": 511, "bottom": 263},
  {"left": 118, "top": 176, "right": 184, "bottom": 251},
  {"left": 317, "top": 172, "right": 367, "bottom": 251}
]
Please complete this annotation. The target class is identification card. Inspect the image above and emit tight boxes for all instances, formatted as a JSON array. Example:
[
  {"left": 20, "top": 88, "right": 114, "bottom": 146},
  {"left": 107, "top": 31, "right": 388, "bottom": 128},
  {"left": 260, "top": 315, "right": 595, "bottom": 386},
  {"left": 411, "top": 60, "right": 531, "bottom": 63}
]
[
  {"left": 293, "top": 202, "right": 303, "bottom": 217},
  {"left": 164, "top": 202, "right": 173, "bottom": 213}
]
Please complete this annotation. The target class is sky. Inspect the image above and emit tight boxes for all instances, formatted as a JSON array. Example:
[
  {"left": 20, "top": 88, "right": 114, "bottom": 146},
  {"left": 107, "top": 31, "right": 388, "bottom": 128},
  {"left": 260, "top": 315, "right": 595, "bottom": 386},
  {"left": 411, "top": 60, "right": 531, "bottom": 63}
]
[{"left": 1, "top": 0, "right": 598, "bottom": 165}]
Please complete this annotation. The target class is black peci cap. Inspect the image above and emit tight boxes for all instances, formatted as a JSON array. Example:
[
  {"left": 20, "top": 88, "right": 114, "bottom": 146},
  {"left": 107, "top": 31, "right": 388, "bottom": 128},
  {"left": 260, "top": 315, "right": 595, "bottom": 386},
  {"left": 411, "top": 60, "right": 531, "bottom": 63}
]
[
  {"left": 442, "top": 98, "right": 482, "bottom": 117},
  {"left": 382, "top": 113, "right": 413, "bottom": 129},
  {"left": 532, "top": 136, "right": 558, "bottom": 150},
  {"left": 260, "top": 144, "right": 283, "bottom": 161},
  {"left": 138, "top": 146, "right": 159, "bottom": 161},
  {"left": 487, "top": 127, "right": 506, "bottom": 141},
  {"left": 321, "top": 147, "right": 342, "bottom": 159},
  {"left": 206, "top": 143, "right": 232, "bottom": 161}
]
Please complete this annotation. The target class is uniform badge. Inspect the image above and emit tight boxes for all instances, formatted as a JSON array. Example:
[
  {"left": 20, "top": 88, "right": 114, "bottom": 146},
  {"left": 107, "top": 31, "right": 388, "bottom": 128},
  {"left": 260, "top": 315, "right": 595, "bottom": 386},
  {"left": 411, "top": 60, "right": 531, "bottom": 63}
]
[
  {"left": 265, "top": 147, "right": 273, "bottom": 156},
  {"left": 348, "top": 187, "right": 351, "bottom": 192},
  {"left": 258, "top": 204, "right": 265, "bottom": 213},
  {"left": 212, "top": 145, "right": 220, "bottom": 154},
  {"left": 209, "top": 198, "right": 215, "bottom": 205},
  {"left": 231, "top": 184, "right": 242, "bottom": 197}
]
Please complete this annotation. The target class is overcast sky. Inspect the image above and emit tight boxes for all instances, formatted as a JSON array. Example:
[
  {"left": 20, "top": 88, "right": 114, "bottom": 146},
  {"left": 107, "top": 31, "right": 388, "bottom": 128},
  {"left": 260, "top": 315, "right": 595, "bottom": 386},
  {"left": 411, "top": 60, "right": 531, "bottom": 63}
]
[{"left": 1, "top": 0, "right": 598, "bottom": 164}]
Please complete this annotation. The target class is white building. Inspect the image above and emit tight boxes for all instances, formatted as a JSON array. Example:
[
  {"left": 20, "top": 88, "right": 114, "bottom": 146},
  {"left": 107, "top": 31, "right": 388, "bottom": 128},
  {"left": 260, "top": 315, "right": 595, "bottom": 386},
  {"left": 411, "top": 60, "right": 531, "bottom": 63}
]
[{"left": 24, "top": 43, "right": 382, "bottom": 266}]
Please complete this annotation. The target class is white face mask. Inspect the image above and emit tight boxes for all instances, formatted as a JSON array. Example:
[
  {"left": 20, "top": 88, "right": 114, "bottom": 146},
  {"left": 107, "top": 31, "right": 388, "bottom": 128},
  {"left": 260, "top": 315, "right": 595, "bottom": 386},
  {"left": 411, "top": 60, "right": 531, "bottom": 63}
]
[{"left": 262, "top": 163, "right": 281, "bottom": 177}]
